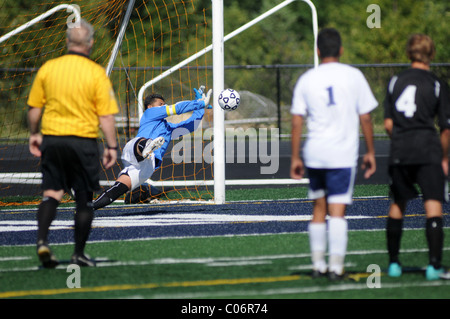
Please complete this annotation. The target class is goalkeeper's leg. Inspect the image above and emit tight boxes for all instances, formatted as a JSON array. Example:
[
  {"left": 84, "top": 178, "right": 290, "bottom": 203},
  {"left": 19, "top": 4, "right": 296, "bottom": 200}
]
[{"left": 93, "top": 178, "right": 130, "bottom": 210}]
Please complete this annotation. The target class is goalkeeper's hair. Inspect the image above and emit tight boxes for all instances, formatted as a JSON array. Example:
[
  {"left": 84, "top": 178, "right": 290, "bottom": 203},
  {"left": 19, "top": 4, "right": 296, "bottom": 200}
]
[
  {"left": 317, "top": 28, "right": 342, "bottom": 58},
  {"left": 144, "top": 93, "right": 165, "bottom": 108}
]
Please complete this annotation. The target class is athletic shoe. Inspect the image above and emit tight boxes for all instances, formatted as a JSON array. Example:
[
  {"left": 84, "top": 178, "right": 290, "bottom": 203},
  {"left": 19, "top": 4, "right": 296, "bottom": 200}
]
[
  {"left": 311, "top": 269, "right": 328, "bottom": 278},
  {"left": 142, "top": 136, "right": 165, "bottom": 159},
  {"left": 328, "top": 271, "right": 346, "bottom": 281},
  {"left": 71, "top": 253, "right": 96, "bottom": 267},
  {"left": 387, "top": 262, "right": 402, "bottom": 278},
  {"left": 37, "top": 241, "right": 59, "bottom": 268},
  {"left": 425, "top": 265, "right": 444, "bottom": 281}
]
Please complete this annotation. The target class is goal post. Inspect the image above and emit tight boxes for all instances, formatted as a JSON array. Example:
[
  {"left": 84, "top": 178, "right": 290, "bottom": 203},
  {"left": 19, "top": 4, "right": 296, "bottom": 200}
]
[
  {"left": 105, "top": 0, "right": 136, "bottom": 77},
  {"left": 212, "top": 0, "right": 318, "bottom": 204},
  {"left": 212, "top": 0, "right": 225, "bottom": 204}
]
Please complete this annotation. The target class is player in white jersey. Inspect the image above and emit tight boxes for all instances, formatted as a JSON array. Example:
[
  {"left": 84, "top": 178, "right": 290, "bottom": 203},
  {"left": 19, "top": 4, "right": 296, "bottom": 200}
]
[{"left": 290, "top": 28, "right": 378, "bottom": 280}]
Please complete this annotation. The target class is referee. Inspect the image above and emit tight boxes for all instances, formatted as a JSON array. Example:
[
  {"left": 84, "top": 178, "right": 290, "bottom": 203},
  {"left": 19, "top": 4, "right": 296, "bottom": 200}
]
[{"left": 27, "top": 19, "right": 119, "bottom": 267}]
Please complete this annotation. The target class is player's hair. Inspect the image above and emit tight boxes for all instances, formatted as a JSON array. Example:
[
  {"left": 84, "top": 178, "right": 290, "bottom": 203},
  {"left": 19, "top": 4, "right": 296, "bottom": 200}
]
[
  {"left": 144, "top": 93, "right": 165, "bottom": 108},
  {"left": 317, "top": 28, "right": 342, "bottom": 58},
  {"left": 66, "top": 19, "right": 94, "bottom": 49},
  {"left": 406, "top": 34, "right": 435, "bottom": 65}
]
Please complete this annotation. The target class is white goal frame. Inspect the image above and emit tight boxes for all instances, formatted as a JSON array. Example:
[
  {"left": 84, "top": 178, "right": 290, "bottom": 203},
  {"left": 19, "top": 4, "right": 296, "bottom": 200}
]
[
  {"left": 1, "top": 1, "right": 317, "bottom": 204},
  {"left": 136, "top": 0, "right": 318, "bottom": 204},
  {"left": 0, "top": 4, "right": 81, "bottom": 45}
]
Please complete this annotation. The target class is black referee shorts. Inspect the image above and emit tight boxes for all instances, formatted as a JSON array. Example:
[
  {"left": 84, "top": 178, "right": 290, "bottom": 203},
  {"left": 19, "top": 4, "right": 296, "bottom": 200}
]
[
  {"left": 40, "top": 135, "right": 101, "bottom": 193},
  {"left": 388, "top": 164, "right": 448, "bottom": 203}
]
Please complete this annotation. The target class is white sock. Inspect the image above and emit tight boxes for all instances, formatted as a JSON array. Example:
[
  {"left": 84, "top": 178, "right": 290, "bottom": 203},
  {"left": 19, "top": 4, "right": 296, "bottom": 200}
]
[
  {"left": 308, "top": 222, "right": 327, "bottom": 272},
  {"left": 328, "top": 217, "right": 348, "bottom": 274}
]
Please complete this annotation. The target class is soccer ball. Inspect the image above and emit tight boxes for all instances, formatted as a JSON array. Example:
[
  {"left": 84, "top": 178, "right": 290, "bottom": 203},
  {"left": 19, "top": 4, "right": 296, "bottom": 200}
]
[{"left": 218, "top": 88, "right": 240, "bottom": 111}]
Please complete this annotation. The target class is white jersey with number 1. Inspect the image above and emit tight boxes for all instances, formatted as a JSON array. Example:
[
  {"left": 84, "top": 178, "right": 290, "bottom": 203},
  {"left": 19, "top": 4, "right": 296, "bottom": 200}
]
[{"left": 291, "top": 62, "right": 378, "bottom": 169}]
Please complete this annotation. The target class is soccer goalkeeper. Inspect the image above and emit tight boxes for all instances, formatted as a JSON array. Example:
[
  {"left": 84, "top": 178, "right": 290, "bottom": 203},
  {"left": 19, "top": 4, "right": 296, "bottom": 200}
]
[{"left": 93, "top": 87, "right": 212, "bottom": 210}]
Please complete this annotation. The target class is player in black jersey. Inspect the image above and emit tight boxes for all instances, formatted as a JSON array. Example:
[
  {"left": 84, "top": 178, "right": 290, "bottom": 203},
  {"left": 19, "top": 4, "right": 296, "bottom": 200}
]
[{"left": 384, "top": 34, "right": 450, "bottom": 280}]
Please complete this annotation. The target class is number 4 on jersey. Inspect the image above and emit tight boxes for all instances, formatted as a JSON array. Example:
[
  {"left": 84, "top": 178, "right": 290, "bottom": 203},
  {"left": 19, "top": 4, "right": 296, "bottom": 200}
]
[{"left": 395, "top": 85, "right": 417, "bottom": 118}]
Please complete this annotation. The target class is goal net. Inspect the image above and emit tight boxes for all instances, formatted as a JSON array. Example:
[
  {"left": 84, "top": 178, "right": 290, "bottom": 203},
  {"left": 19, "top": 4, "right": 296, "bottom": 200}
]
[{"left": 0, "top": 0, "right": 213, "bottom": 205}]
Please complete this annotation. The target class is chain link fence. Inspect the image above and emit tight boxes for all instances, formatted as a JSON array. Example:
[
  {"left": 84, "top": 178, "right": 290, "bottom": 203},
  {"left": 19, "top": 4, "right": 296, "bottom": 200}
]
[{"left": 222, "top": 63, "right": 450, "bottom": 137}]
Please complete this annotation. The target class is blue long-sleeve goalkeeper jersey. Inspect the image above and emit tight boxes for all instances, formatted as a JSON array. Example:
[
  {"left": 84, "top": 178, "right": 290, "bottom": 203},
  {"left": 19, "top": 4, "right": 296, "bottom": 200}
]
[{"left": 136, "top": 99, "right": 206, "bottom": 169}]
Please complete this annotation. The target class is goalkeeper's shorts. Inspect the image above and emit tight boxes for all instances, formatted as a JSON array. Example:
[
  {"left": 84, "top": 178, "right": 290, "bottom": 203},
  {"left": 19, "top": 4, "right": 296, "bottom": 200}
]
[{"left": 119, "top": 137, "right": 156, "bottom": 191}]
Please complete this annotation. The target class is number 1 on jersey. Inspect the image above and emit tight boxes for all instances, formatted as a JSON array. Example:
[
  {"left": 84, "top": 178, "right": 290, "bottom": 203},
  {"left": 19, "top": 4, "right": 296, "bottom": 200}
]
[{"left": 326, "top": 86, "right": 336, "bottom": 106}]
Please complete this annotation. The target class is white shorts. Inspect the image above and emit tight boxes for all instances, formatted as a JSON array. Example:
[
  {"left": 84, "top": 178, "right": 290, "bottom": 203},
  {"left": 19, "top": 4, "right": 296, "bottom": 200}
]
[{"left": 119, "top": 137, "right": 156, "bottom": 191}]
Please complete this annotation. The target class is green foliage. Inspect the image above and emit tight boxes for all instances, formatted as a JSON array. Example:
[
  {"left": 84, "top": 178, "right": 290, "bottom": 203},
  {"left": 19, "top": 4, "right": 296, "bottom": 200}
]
[
  {"left": 220, "top": 0, "right": 449, "bottom": 65},
  {"left": 0, "top": 0, "right": 448, "bottom": 138}
]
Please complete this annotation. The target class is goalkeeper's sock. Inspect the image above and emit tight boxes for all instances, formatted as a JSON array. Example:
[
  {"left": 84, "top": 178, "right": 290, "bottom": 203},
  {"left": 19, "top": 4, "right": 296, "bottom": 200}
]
[
  {"left": 93, "top": 182, "right": 129, "bottom": 210},
  {"left": 74, "top": 191, "right": 94, "bottom": 255},
  {"left": 386, "top": 217, "right": 403, "bottom": 264},
  {"left": 426, "top": 217, "right": 443, "bottom": 269},
  {"left": 308, "top": 222, "right": 327, "bottom": 273},
  {"left": 37, "top": 196, "right": 59, "bottom": 243}
]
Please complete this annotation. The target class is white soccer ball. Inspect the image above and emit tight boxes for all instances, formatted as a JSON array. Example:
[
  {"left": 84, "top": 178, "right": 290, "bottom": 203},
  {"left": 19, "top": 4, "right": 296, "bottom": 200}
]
[{"left": 218, "top": 88, "right": 240, "bottom": 111}]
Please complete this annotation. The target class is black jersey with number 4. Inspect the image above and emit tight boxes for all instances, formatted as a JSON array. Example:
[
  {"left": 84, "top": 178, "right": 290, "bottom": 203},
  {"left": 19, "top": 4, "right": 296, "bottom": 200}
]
[{"left": 384, "top": 68, "right": 450, "bottom": 165}]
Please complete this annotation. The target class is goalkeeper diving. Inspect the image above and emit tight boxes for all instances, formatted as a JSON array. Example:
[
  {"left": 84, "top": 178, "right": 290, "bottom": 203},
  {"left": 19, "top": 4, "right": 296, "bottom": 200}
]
[{"left": 93, "top": 86, "right": 212, "bottom": 210}]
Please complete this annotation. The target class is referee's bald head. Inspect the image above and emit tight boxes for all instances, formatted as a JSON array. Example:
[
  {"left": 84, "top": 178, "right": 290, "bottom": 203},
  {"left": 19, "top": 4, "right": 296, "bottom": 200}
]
[{"left": 66, "top": 19, "right": 94, "bottom": 54}]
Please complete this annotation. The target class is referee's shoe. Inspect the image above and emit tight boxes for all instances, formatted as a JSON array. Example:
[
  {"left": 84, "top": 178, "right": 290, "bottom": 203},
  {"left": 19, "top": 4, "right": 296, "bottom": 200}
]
[
  {"left": 37, "top": 240, "right": 59, "bottom": 268},
  {"left": 71, "top": 253, "right": 96, "bottom": 267}
]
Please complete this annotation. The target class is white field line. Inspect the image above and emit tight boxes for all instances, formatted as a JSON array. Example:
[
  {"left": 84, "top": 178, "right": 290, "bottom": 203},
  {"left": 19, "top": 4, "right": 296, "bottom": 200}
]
[
  {"left": 150, "top": 280, "right": 450, "bottom": 299},
  {"left": 0, "top": 173, "right": 309, "bottom": 187},
  {"left": 0, "top": 256, "right": 31, "bottom": 261},
  {"left": 0, "top": 213, "right": 374, "bottom": 232},
  {"left": 0, "top": 195, "right": 389, "bottom": 213},
  {"left": 1, "top": 247, "right": 449, "bottom": 273}
]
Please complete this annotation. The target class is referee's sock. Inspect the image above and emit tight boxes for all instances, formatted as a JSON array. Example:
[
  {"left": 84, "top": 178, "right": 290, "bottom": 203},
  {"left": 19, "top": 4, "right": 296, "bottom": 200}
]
[
  {"left": 74, "top": 191, "right": 94, "bottom": 256},
  {"left": 93, "top": 181, "right": 129, "bottom": 210},
  {"left": 426, "top": 216, "right": 444, "bottom": 269},
  {"left": 37, "top": 196, "right": 59, "bottom": 243}
]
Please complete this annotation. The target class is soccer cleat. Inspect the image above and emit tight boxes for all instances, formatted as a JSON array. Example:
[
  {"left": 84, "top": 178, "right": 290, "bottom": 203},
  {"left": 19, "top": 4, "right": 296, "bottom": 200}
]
[
  {"left": 37, "top": 241, "right": 59, "bottom": 269},
  {"left": 311, "top": 269, "right": 328, "bottom": 279},
  {"left": 328, "top": 271, "right": 346, "bottom": 281},
  {"left": 71, "top": 253, "right": 96, "bottom": 267},
  {"left": 142, "top": 136, "right": 165, "bottom": 159},
  {"left": 425, "top": 265, "right": 444, "bottom": 281},
  {"left": 387, "top": 262, "right": 402, "bottom": 278}
]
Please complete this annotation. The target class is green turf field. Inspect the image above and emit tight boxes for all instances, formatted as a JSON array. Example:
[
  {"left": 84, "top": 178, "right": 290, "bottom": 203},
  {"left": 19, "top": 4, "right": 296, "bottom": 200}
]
[{"left": 1, "top": 184, "right": 449, "bottom": 302}]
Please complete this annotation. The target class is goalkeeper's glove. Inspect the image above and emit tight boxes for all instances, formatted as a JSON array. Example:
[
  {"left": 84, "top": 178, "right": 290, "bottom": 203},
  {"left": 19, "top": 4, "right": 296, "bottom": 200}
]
[
  {"left": 200, "top": 89, "right": 213, "bottom": 109},
  {"left": 193, "top": 85, "right": 205, "bottom": 100}
]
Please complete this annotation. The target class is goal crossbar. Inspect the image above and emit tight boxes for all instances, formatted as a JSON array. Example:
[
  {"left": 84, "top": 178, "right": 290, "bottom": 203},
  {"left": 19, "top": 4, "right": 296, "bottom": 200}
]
[{"left": 0, "top": 4, "right": 81, "bottom": 45}]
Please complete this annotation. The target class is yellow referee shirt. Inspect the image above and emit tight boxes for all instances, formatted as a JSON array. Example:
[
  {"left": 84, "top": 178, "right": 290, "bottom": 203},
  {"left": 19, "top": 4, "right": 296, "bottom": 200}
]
[{"left": 27, "top": 52, "right": 119, "bottom": 138}]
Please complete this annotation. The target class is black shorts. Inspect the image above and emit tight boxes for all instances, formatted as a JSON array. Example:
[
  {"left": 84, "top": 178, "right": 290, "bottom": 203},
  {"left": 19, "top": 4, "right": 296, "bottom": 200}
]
[
  {"left": 388, "top": 164, "right": 448, "bottom": 202},
  {"left": 40, "top": 135, "right": 101, "bottom": 193}
]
